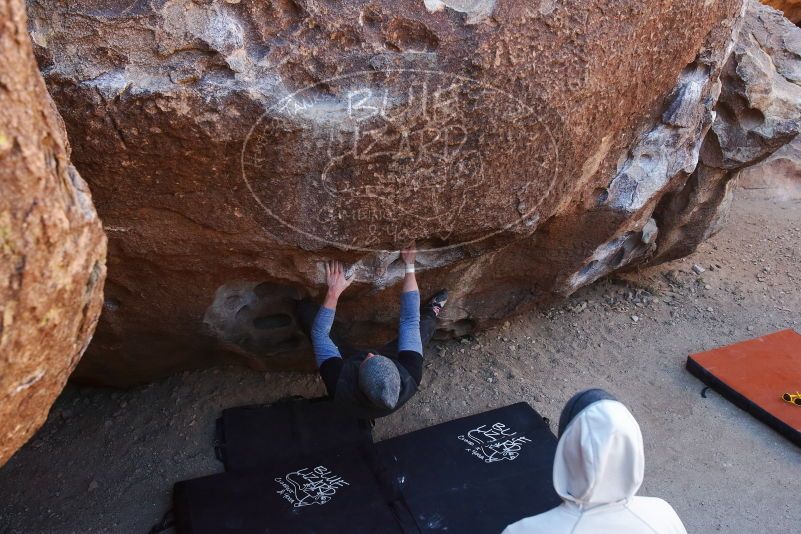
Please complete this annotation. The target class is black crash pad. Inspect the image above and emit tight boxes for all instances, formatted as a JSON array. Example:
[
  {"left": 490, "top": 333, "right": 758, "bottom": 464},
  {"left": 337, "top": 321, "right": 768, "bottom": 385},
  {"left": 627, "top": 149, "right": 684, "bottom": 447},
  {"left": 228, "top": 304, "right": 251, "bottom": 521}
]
[
  {"left": 175, "top": 401, "right": 560, "bottom": 534},
  {"left": 174, "top": 447, "right": 403, "bottom": 534},
  {"left": 377, "top": 402, "right": 561, "bottom": 534},
  {"left": 215, "top": 397, "right": 373, "bottom": 472}
]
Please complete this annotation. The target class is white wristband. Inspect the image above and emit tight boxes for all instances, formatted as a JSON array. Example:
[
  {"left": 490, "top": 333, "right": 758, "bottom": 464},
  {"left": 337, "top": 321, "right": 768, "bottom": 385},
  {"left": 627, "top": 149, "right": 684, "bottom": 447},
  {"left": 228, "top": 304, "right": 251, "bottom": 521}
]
[{"left": 405, "top": 263, "right": 415, "bottom": 274}]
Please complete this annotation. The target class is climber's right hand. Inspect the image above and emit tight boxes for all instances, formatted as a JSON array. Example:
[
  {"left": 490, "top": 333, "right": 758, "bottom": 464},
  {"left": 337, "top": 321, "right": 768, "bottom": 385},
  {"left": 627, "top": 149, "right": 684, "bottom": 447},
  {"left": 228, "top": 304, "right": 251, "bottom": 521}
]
[{"left": 324, "top": 260, "right": 353, "bottom": 300}]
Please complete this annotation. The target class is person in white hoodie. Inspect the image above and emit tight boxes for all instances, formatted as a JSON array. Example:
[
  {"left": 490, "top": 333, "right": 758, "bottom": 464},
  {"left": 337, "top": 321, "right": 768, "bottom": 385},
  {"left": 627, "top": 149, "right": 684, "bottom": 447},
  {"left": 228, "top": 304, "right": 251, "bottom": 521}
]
[{"left": 503, "top": 389, "right": 687, "bottom": 534}]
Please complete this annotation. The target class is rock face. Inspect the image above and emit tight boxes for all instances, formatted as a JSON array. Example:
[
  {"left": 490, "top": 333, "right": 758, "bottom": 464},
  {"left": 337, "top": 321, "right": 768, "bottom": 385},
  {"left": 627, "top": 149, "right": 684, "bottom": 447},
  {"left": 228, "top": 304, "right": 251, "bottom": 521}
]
[
  {"left": 650, "top": 1, "right": 801, "bottom": 262},
  {"left": 0, "top": 0, "right": 106, "bottom": 465},
  {"left": 25, "top": 0, "right": 800, "bottom": 386},
  {"left": 763, "top": 0, "right": 801, "bottom": 23},
  {"left": 738, "top": 135, "right": 801, "bottom": 199}
]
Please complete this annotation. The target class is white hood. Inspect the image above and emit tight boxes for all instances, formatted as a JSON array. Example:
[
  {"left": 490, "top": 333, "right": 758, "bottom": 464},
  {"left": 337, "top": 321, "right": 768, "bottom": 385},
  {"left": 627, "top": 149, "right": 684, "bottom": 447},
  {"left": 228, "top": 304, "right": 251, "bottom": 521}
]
[{"left": 552, "top": 399, "right": 644, "bottom": 506}]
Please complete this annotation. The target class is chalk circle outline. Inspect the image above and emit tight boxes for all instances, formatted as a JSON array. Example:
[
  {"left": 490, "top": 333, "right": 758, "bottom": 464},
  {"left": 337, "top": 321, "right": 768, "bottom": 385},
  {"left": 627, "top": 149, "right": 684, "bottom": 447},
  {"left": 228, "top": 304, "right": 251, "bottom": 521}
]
[{"left": 241, "top": 69, "right": 561, "bottom": 254}]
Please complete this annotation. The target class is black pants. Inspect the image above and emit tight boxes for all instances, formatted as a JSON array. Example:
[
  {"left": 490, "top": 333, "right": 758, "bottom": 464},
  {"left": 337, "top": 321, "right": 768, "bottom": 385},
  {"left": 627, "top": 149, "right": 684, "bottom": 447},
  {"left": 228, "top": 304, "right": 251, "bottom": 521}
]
[{"left": 296, "top": 298, "right": 438, "bottom": 359}]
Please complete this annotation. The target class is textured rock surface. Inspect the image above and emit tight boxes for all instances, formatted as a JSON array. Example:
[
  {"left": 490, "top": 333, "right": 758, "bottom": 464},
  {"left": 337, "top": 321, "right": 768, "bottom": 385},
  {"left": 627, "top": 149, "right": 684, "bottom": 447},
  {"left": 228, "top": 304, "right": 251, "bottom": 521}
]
[
  {"left": 0, "top": 0, "right": 106, "bottom": 465},
  {"left": 649, "top": 1, "right": 801, "bottom": 263},
  {"left": 738, "top": 135, "right": 801, "bottom": 199},
  {"left": 26, "top": 0, "right": 800, "bottom": 386},
  {"left": 763, "top": 0, "right": 801, "bottom": 22}
]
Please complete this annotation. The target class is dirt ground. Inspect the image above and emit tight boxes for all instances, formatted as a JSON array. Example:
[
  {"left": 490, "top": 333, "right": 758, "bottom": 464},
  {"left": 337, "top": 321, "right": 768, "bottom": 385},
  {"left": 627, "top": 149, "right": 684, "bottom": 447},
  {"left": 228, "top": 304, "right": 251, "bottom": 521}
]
[{"left": 0, "top": 192, "right": 799, "bottom": 534}]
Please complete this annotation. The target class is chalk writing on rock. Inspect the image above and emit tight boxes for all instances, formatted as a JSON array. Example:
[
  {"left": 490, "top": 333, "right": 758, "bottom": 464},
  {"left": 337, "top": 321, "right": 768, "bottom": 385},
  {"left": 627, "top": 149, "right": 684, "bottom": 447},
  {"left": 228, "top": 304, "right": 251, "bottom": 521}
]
[{"left": 242, "top": 69, "right": 559, "bottom": 253}]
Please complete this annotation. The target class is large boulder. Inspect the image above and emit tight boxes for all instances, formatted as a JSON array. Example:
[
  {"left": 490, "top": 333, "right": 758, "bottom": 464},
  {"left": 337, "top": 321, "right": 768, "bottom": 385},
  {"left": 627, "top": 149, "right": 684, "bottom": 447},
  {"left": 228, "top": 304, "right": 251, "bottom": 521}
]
[
  {"left": 0, "top": 0, "right": 106, "bottom": 465},
  {"left": 25, "top": 0, "right": 799, "bottom": 386}
]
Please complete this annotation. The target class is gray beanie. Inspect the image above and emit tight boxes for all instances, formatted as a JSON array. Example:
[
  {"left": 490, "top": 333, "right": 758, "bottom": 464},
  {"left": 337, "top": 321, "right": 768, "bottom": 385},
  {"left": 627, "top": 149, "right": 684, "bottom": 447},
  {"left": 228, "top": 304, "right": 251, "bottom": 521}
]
[
  {"left": 358, "top": 355, "right": 401, "bottom": 410},
  {"left": 557, "top": 388, "right": 619, "bottom": 438}
]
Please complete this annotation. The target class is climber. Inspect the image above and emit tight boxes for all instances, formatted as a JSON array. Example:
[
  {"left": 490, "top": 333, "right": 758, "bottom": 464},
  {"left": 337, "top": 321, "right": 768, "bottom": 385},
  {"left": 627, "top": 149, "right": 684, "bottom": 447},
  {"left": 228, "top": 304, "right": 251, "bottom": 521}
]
[
  {"left": 297, "top": 243, "right": 447, "bottom": 420},
  {"left": 503, "top": 389, "right": 688, "bottom": 534}
]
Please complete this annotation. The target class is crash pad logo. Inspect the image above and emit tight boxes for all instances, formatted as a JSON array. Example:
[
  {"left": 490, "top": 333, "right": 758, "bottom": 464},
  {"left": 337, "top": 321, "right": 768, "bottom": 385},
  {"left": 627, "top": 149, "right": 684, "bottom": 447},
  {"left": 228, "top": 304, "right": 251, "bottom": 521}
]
[
  {"left": 275, "top": 466, "right": 349, "bottom": 508},
  {"left": 241, "top": 69, "right": 560, "bottom": 253},
  {"left": 458, "top": 422, "right": 532, "bottom": 463}
]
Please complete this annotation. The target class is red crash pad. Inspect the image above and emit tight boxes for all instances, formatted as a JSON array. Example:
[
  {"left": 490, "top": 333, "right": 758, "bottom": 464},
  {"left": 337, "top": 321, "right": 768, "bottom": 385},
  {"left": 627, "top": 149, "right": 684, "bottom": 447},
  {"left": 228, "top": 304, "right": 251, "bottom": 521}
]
[{"left": 687, "top": 329, "right": 801, "bottom": 447}]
